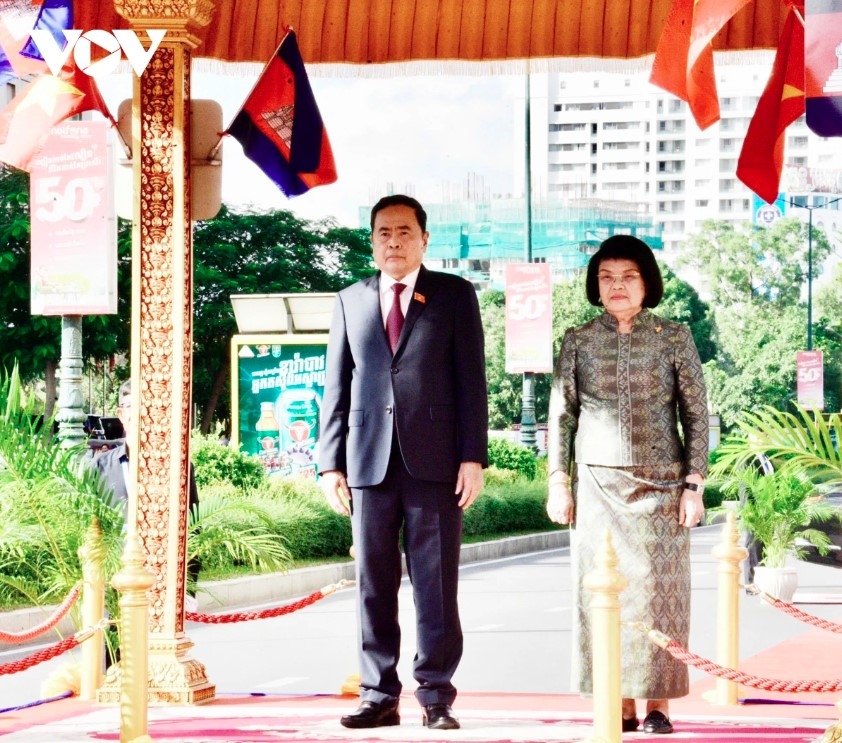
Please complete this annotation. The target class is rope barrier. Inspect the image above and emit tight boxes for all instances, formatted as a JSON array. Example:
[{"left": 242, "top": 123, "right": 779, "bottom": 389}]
[
  {"left": 0, "top": 619, "right": 109, "bottom": 677},
  {"left": 185, "top": 579, "right": 355, "bottom": 625},
  {"left": 642, "top": 627, "right": 842, "bottom": 694},
  {"left": 0, "top": 583, "right": 82, "bottom": 645},
  {"left": 749, "top": 586, "right": 842, "bottom": 634}
]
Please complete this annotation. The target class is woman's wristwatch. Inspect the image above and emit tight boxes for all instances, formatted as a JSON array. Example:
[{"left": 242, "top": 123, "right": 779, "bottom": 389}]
[{"left": 684, "top": 481, "right": 704, "bottom": 494}]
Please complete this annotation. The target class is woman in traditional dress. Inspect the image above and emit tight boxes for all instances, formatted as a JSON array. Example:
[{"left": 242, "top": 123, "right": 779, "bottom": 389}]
[{"left": 546, "top": 235, "right": 708, "bottom": 735}]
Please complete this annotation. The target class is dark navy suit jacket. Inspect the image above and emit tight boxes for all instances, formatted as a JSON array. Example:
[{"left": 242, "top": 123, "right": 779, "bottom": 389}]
[{"left": 319, "top": 265, "right": 488, "bottom": 486}]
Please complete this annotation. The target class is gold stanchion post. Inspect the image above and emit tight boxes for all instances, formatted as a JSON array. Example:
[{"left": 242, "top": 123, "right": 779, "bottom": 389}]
[
  {"left": 78, "top": 518, "right": 106, "bottom": 700},
  {"left": 583, "top": 529, "right": 628, "bottom": 743},
  {"left": 110, "top": 530, "right": 155, "bottom": 743},
  {"left": 709, "top": 511, "right": 748, "bottom": 706}
]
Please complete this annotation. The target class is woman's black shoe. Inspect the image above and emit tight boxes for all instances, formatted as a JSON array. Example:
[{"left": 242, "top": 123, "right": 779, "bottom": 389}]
[
  {"left": 622, "top": 716, "right": 639, "bottom": 732},
  {"left": 642, "top": 710, "right": 674, "bottom": 734}
]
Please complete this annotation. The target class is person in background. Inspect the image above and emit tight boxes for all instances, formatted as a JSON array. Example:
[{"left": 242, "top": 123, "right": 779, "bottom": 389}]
[
  {"left": 318, "top": 194, "right": 488, "bottom": 731},
  {"left": 546, "top": 235, "right": 708, "bottom": 735},
  {"left": 86, "top": 380, "right": 200, "bottom": 609}
]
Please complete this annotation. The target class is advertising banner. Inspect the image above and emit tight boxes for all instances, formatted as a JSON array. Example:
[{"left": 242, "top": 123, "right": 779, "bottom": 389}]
[
  {"left": 29, "top": 120, "right": 116, "bottom": 315},
  {"left": 505, "top": 263, "right": 553, "bottom": 374},
  {"left": 797, "top": 350, "right": 824, "bottom": 410},
  {"left": 231, "top": 334, "right": 327, "bottom": 479}
]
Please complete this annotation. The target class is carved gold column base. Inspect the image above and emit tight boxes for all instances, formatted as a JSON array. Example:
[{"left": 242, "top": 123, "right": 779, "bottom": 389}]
[{"left": 97, "top": 636, "right": 216, "bottom": 705}]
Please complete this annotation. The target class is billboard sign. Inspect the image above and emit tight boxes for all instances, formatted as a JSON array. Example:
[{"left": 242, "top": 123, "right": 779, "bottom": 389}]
[
  {"left": 231, "top": 334, "right": 327, "bottom": 479},
  {"left": 29, "top": 120, "right": 116, "bottom": 315},
  {"left": 505, "top": 262, "right": 553, "bottom": 374},
  {"left": 797, "top": 350, "right": 824, "bottom": 410}
]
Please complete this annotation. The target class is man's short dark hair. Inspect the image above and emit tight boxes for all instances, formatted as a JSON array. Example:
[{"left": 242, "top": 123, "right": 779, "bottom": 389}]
[
  {"left": 370, "top": 194, "right": 428, "bottom": 232},
  {"left": 585, "top": 235, "right": 664, "bottom": 308}
]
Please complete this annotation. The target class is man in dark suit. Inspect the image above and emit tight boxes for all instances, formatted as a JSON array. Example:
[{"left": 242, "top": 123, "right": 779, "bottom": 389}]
[{"left": 319, "top": 194, "right": 488, "bottom": 731}]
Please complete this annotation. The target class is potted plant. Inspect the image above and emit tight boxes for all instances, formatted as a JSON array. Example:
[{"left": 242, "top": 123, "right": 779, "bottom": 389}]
[
  {"left": 710, "top": 404, "right": 842, "bottom": 600},
  {"left": 713, "top": 462, "right": 837, "bottom": 599}
]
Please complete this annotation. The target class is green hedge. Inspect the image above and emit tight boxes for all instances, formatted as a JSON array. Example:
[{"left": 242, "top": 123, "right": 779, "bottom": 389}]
[{"left": 487, "top": 438, "right": 538, "bottom": 480}]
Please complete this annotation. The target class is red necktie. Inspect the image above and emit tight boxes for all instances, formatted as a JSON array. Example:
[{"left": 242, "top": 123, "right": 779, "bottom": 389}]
[{"left": 386, "top": 282, "right": 406, "bottom": 353}]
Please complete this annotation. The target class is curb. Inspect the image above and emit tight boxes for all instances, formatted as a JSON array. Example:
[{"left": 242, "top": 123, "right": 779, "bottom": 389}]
[{"left": 1, "top": 530, "right": 569, "bottom": 648}]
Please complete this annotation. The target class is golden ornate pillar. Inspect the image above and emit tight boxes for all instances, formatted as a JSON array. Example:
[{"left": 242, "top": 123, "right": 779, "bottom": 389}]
[{"left": 98, "top": 0, "right": 216, "bottom": 704}]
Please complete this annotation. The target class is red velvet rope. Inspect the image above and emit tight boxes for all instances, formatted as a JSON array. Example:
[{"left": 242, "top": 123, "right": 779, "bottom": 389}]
[
  {"left": 659, "top": 637, "right": 842, "bottom": 693},
  {"left": 0, "top": 583, "right": 82, "bottom": 645},
  {"left": 0, "top": 635, "right": 80, "bottom": 676},
  {"left": 185, "top": 580, "right": 353, "bottom": 624},
  {"left": 757, "top": 590, "right": 842, "bottom": 634}
]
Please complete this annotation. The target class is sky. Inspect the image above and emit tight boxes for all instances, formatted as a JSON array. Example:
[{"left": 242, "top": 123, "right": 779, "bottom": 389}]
[{"left": 98, "top": 68, "right": 522, "bottom": 228}]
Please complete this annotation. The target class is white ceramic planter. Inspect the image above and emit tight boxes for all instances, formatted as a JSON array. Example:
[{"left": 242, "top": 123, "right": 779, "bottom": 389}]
[{"left": 753, "top": 565, "right": 798, "bottom": 602}]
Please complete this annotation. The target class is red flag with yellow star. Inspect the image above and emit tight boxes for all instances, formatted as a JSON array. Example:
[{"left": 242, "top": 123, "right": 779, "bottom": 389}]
[
  {"left": 0, "top": 63, "right": 113, "bottom": 172},
  {"left": 736, "top": 2, "right": 805, "bottom": 203},
  {"left": 650, "top": 0, "right": 752, "bottom": 130}
]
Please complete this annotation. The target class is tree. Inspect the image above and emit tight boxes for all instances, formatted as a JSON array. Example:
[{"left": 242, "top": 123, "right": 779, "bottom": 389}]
[
  {"left": 703, "top": 303, "right": 806, "bottom": 428},
  {"left": 678, "top": 218, "right": 832, "bottom": 307},
  {"left": 677, "top": 218, "right": 836, "bottom": 428},
  {"left": 192, "top": 206, "right": 374, "bottom": 431}
]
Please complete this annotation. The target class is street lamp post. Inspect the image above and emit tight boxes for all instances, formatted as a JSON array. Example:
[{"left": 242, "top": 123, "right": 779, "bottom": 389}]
[{"left": 520, "top": 71, "right": 537, "bottom": 452}]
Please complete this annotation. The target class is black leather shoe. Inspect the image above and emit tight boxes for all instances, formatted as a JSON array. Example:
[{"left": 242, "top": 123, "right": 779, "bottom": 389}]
[
  {"left": 622, "top": 716, "right": 639, "bottom": 732},
  {"left": 340, "top": 700, "right": 400, "bottom": 729},
  {"left": 642, "top": 710, "right": 673, "bottom": 734},
  {"left": 422, "top": 703, "right": 460, "bottom": 730}
]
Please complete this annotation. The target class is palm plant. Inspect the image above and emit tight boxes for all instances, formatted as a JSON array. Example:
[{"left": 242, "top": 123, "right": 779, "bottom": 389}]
[
  {"left": 0, "top": 363, "right": 293, "bottom": 622},
  {"left": 713, "top": 463, "right": 835, "bottom": 568},
  {"left": 711, "top": 405, "right": 842, "bottom": 489},
  {"left": 710, "top": 405, "right": 842, "bottom": 568},
  {"left": 0, "top": 363, "right": 124, "bottom": 615}
]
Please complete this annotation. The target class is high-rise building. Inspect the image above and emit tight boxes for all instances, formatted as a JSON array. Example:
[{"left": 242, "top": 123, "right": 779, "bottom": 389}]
[{"left": 518, "top": 57, "right": 842, "bottom": 261}]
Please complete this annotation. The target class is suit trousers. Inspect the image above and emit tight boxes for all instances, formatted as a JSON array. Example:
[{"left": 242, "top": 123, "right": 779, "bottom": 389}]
[{"left": 350, "top": 439, "right": 464, "bottom": 707}]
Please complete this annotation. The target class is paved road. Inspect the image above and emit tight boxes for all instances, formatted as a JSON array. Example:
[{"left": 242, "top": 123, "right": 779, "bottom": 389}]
[{"left": 2, "top": 525, "right": 842, "bottom": 711}]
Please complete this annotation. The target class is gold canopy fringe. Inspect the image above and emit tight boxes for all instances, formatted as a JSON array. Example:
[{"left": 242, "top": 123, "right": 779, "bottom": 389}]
[{"left": 189, "top": 49, "right": 775, "bottom": 79}]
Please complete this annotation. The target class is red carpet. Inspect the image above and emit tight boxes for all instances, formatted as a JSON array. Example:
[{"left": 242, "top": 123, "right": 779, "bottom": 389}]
[
  {"left": 0, "top": 691, "right": 834, "bottom": 742},
  {"left": 1, "top": 623, "right": 840, "bottom": 741}
]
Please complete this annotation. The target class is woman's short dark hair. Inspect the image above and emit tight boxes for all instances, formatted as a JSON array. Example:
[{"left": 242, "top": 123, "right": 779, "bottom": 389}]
[
  {"left": 585, "top": 235, "right": 664, "bottom": 308},
  {"left": 370, "top": 194, "right": 428, "bottom": 232}
]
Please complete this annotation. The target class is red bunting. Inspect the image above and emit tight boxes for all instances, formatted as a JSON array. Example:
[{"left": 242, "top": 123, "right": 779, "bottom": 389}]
[{"left": 650, "top": 0, "right": 752, "bottom": 130}]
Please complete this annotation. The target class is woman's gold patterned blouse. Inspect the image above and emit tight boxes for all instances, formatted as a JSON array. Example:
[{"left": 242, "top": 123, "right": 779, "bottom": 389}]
[{"left": 548, "top": 309, "right": 709, "bottom": 477}]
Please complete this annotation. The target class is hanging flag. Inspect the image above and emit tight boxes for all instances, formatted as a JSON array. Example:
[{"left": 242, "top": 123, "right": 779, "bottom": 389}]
[
  {"left": 736, "top": 3, "right": 805, "bottom": 204},
  {"left": 226, "top": 30, "right": 337, "bottom": 198},
  {"left": 0, "top": 0, "right": 72, "bottom": 84},
  {"left": 0, "top": 63, "right": 113, "bottom": 172},
  {"left": 650, "top": 0, "right": 751, "bottom": 130},
  {"left": 805, "top": 0, "right": 842, "bottom": 136}
]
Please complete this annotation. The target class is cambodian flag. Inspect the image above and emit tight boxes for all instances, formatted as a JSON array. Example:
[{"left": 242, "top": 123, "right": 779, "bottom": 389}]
[
  {"left": 805, "top": 0, "right": 842, "bottom": 137},
  {"left": 226, "top": 31, "right": 337, "bottom": 198}
]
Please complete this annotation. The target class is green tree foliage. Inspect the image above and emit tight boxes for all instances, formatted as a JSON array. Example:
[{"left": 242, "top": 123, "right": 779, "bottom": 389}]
[
  {"left": 191, "top": 206, "right": 374, "bottom": 431},
  {"left": 677, "top": 218, "right": 835, "bottom": 428},
  {"left": 703, "top": 304, "right": 806, "bottom": 427},
  {"left": 679, "top": 218, "right": 832, "bottom": 307}
]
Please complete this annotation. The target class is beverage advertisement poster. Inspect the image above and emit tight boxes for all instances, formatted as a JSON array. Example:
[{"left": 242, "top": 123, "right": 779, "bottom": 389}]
[
  {"left": 231, "top": 334, "right": 327, "bottom": 479},
  {"left": 797, "top": 350, "right": 824, "bottom": 410},
  {"left": 505, "top": 262, "right": 553, "bottom": 374},
  {"left": 29, "top": 120, "right": 117, "bottom": 315}
]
